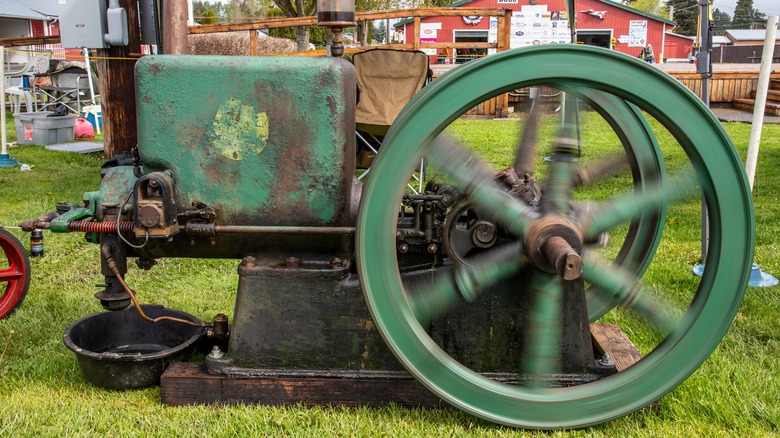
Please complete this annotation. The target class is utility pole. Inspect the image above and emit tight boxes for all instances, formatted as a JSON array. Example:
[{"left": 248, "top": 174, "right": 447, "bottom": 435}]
[
  {"left": 163, "top": 0, "right": 189, "bottom": 54},
  {"left": 96, "top": 0, "right": 141, "bottom": 157},
  {"left": 697, "top": 0, "right": 712, "bottom": 107},
  {"left": 694, "top": 0, "right": 712, "bottom": 273}
]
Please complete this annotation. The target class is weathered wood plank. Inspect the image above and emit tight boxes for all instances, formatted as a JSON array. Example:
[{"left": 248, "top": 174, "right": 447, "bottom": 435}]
[
  {"left": 590, "top": 323, "right": 643, "bottom": 372},
  {"left": 161, "top": 363, "right": 444, "bottom": 408}
]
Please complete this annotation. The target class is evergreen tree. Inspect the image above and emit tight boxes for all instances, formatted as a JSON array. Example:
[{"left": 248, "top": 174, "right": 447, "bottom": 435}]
[
  {"left": 666, "top": 0, "right": 698, "bottom": 36},
  {"left": 752, "top": 9, "right": 767, "bottom": 29},
  {"left": 712, "top": 8, "right": 732, "bottom": 35},
  {"left": 732, "top": 0, "right": 754, "bottom": 29},
  {"left": 374, "top": 21, "right": 387, "bottom": 44}
]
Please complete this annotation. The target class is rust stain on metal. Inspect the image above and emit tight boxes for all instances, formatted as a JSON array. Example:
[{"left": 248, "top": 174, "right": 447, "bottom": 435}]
[{"left": 146, "top": 63, "right": 162, "bottom": 76}]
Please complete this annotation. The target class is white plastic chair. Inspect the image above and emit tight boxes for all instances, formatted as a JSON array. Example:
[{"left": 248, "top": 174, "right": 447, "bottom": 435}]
[{"left": 3, "top": 50, "right": 52, "bottom": 113}]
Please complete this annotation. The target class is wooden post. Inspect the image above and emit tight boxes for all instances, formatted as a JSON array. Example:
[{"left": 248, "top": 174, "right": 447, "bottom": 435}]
[
  {"left": 413, "top": 17, "right": 421, "bottom": 51},
  {"left": 496, "top": 15, "right": 506, "bottom": 53},
  {"left": 96, "top": 0, "right": 141, "bottom": 158},
  {"left": 250, "top": 30, "right": 259, "bottom": 56},
  {"left": 502, "top": 9, "right": 512, "bottom": 53},
  {"left": 493, "top": 9, "right": 514, "bottom": 118},
  {"left": 163, "top": 0, "right": 189, "bottom": 54}
]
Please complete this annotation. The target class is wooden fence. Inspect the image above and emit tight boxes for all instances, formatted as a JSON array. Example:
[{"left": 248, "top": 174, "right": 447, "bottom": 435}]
[{"left": 668, "top": 70, "right": 780, "bottom": 104}]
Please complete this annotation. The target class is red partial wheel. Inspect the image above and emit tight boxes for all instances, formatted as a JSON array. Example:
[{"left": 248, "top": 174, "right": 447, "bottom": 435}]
[{"left": 0, "top": 229, "right": 31, "bottom": 318}]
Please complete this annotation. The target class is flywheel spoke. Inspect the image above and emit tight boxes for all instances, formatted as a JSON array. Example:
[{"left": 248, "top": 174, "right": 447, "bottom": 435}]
[
  {"left": 428, "top": 135, "right": 538, "bottom": 236},
  {"left": 542, "top": 124, "right": 579, "bottom": 214},
  {"left": 582, "top": 257, "right": 676, "bottom": 331},
  {"left": 582, "top": 177, "right": 697, "bottom": 239},
  {"left": 512, "top": 100, "right": 541, "bottom": 178},
  {"left": 572, "top": 156, "right": 630, "bottom": 187},
  {"left": 407, "top": 243, "right": 525, "bottom": 324},
  {"left": 523, "top": 272, "right": 563, "bottom": 386},
  {"left": 542, "top": 160, "right": 574, "bottom": 214}
]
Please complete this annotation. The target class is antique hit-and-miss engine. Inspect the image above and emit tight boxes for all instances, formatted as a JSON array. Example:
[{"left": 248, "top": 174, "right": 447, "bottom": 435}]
[{"left": 15, "top": 44, "right": 755, "bottom": 429}]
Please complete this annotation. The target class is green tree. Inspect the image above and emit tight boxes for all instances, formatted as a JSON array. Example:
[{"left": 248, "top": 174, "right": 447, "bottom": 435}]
[
  {"left": 355, "top": 0, "right": 384, "bottom": 46},
  {"left": 374, "top": 21, "right": 387, "bottom": 44},
  {"left": 732, "top": 0, "right": 754, "bottom": 29},
  {"left": 666, "top": 0, "right": 698, "bottom": 36},
  {"left": 193, "top": 1, "right": 225, "bottom": 24},
  {"left": 752, "top": 9, "right": 767, "bottom": 29},
  {"left": 271, "top": 0, "right": 316, "bottom": 51},
  {"left": 624, "top": 0, "right": 665, "bottom": 16},
  {"left": 225, "top": 0, "right": 270, "bottom": 21},
  {"left": 712, "top": 8, "right": 731, "bottom": 35},
  {"left": 266, "top": 6, "right": 326, "bottom": 46}
]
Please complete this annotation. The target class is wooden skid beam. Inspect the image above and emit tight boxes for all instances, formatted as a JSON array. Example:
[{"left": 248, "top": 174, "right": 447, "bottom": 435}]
[
  {"left": 161, "top": 364, "right": 444, "bottom": 408},
  {"left": 162, "top": 323, "right": 645, "bottom": 408}
]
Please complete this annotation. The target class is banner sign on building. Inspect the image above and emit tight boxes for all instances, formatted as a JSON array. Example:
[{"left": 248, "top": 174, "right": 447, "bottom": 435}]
[
  {"left": 628, "top": 20, "right": 648, "bottom": 47},
  {"left": 509, "top": 5, "right": 570, "bottom": 49}
]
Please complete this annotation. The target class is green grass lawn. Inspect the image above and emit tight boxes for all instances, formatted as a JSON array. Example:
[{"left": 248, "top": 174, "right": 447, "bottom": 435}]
[{"left": 0, "top": 110, "right": 779, "bottom": 436}]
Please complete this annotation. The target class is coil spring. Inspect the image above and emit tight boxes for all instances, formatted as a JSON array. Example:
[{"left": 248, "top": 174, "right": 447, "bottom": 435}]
[{"left": 67, "top": 221, "right": 135, "bottom": 233}]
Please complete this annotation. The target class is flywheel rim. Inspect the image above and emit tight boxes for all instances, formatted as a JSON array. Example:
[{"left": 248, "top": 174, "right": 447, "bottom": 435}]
[{"left": 356, "top": 45, "right": 754, "bottom": 429}]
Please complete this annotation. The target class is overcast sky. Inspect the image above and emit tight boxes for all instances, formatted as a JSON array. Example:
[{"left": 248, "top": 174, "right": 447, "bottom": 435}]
[{"left": 711, "top": 0, "right": 780, "bottom": 18}]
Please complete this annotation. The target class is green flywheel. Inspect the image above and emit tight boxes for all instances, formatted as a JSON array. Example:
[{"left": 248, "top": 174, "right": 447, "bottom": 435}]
[{"left": 356, "top": 45, "right": 754, "bottom": 429}]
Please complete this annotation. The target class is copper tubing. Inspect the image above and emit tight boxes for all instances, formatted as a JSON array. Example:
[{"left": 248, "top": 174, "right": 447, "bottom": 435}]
[{"left": 102, "top": 246, "right": 207, "bottom": 328}]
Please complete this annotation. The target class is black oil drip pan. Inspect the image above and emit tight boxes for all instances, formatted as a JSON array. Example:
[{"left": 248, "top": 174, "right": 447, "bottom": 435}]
[{"left": 63, "top": 305, "right": 204, "bottom": 390}]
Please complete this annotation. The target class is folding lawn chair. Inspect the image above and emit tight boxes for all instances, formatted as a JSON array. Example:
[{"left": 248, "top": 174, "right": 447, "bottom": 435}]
[
  {"left": 35, "top": 57, "right": 99, "bottom": 115},
  {"left": 354, "top": 49, "right": 431, "bottom": 194}
]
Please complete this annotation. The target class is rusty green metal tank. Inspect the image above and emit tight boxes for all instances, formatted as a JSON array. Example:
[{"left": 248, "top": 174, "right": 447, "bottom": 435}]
[{"left": 132, "top": 55, "right": 359, "bottom": 259}]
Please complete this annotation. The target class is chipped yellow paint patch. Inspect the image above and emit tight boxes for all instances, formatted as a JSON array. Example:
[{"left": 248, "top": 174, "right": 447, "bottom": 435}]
[
  {"left": 256, "top": 112, "right": 269, "bottom": 145},
  {"left": 211, "top": 98, "right": 268, "bottom": 161}
]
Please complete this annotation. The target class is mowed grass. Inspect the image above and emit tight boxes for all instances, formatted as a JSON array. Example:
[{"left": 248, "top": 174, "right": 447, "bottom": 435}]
[{"left": 0, "top": 110, "right": 779, "bottom": 437}]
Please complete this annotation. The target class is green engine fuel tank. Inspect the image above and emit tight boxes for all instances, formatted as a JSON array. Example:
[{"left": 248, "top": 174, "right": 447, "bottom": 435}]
[{"left": 135, "top": 55, "right": 357, "bottom": 229}]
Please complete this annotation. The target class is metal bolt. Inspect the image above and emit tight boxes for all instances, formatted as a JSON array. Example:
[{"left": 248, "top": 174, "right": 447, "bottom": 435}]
[
  {"left": 397, "top": 243, "right": 409, "bottom": 253},
  {"left": 242, "top": 256, "right": 256, "bottom": 267},
  {"left": 427, "top": 243, "right": 438, "bottom": 254},
  {"left": 598, "top": 353, "right": 615, "bottom": 367},
  {"left": 330, "top": 257, "right": 342, "bottom": 269},
  {"left": 286, "top": 257, "right": 300, "bottom": 268},
  {"left": 208, "top": 345, "right": 224, "bottom": 359},
  {"left": 149, "top": 179, "right": 159, "bottom": 188}
]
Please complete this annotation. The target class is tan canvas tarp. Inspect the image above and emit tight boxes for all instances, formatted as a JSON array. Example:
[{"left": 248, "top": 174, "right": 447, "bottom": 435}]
[{"left": 354, "top": 50, "right": 429, "bottom": 132}]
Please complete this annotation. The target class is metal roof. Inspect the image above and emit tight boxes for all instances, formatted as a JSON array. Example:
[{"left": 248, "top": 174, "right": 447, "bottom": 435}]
[
  {"left": 666, "top": 32, "right": 695, "bottom": 41},
  {"left": 712, "top": 35, "right": 731, "bottom": 45},
  {"left": 0, "top": 0, "right": 58, "bottom": 20},
  {"left": 724, "top": 29, "right": 780, "bottom": 41}
]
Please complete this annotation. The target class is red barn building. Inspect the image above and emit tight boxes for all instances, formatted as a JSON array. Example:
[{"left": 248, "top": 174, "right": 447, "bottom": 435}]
[{"left": 396, "top": 0, "right": 677, "bottom": 63}]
